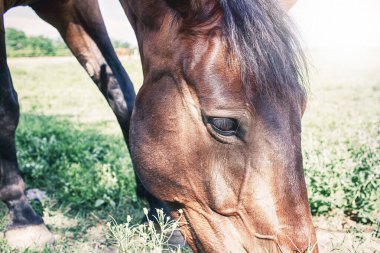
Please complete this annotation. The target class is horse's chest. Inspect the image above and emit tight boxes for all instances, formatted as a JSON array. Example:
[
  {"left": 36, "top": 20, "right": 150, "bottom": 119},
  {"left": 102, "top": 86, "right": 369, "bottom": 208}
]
[{"left": 4, "top": 0, "right": 40, "bottom": 12}]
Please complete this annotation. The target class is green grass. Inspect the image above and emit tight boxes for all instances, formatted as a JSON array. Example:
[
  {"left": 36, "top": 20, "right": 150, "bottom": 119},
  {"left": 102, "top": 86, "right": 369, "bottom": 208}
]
[
  {"left": 0, "top": 56, "right": 147, "bottom": 252},
  {"left": 0, "top": 50, "right": 378, "bottom": 252},
  {"left": 302, "top": 49, "right": 380, "bottom": 224},
  {"left": 17, "top": 114, "right": 136, "bottom": 210},
  {"left": 303, "top": 81, "right": 380, "bottom": 223}
]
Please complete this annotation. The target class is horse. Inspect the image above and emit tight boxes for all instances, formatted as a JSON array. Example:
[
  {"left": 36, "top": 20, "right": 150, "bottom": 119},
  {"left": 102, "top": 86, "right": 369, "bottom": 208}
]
[{"left": 0, "top": 0, "right": 318, "bottom": 252}]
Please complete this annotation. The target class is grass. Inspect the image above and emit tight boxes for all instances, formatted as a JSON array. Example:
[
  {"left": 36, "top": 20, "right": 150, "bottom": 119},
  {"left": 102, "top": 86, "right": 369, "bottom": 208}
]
[
  {"left": 0, "top": 56, "right": 146, "bottom": 252},
  {"left": 303, "top": 49, "right": 380, "bottom": 224},
  {"left": 107, "top": 208, "right": 184, "bottom": 253},
  {"left": 0, "top": 49, "right": 378, "bottom": 252},
  {"left": 303, "top": 49, "right": 380, "bottom": 252}
]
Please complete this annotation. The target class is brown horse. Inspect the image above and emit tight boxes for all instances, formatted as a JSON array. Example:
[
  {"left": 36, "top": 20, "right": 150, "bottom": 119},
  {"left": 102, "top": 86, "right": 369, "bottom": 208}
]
[{"left": 0, "top": 0, "right": 318, "bottom": 252}]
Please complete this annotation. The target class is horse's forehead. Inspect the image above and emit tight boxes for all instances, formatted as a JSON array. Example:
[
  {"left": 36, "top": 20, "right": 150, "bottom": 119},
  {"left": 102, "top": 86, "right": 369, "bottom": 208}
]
[
  {"left": 187, "top": 35, "right": 226, "bottom": 73},
  {"left": 182, "top": 35, "right": 245, "bottom": 104}
]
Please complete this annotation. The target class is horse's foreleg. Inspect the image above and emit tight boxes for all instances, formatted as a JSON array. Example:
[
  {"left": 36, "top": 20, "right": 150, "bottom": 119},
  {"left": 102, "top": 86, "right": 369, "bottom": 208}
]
[
  {"left": 0, "top": 11, "right": 54, "bottom": 249},
  {"left": 30, "top": 2, "right": 174, "bottom": 240},
  {"left": 30, "top": 0, "right": 160, "bottom": 226},
  {"left": 31, "top": 0, "right": 136, "bottom": 144}
]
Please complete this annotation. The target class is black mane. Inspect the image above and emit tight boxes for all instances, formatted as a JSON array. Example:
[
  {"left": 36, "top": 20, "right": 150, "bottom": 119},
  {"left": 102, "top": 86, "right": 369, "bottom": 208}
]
[{"left": 220, "top": 0, "right": 307, "bottom": 101}]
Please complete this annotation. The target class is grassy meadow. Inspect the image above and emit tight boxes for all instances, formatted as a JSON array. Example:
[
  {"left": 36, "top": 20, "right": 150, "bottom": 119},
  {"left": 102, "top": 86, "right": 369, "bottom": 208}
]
[{"left": 0, "top": 49, "right": 378, "bottom": 252}]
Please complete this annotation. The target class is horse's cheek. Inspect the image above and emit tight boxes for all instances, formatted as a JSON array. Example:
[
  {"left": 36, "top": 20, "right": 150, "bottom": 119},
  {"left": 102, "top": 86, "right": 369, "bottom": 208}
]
[{"left": 129, "top": 78, "right": 203, "bottom": 201}]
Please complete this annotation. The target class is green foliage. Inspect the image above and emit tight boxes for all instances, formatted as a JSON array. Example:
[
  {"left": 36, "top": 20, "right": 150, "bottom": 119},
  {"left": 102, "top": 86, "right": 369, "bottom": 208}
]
[
  {"left": 5, "top": 28, "right": 132, "bottom": 58},
  {"left": 5, "top": 28, "right": 60, "bottom": 57},
  {"left": 28, "top": 36, "right": 56, "bottom": 56},
  {"left": 303, "top": 79, "right": 380, "bottom": 224},
  {"left": 16, "top": 114, "right": 136, "bottom": 211},
  {"left": 5, "top": 28, "right": 27, "bottom": 50},
  {"left": 305, "top": 135, "right": 380, "bottom": 223},
  {"left": 111, "top": 39, "right": 131, "bottom": 49}
]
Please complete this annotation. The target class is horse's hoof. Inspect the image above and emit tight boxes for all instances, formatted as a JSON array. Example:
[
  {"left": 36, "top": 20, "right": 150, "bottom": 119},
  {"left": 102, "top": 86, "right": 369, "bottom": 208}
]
[{"left": 5, "top": 224, "right": 55, "bottom": 250}]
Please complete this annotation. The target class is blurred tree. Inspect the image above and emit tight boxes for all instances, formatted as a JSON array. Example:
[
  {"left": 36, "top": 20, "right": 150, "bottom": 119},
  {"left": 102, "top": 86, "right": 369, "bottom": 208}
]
[
  {"left": 5, "top": 28, "right": 129, "bottom": 57},
  {"left": 5, "top": 28, "right": 58, "bottom": 57},
  {"left": 28, "top": 36, "right": 55, "bottom": 56},
  {"left": 111, "top": 39, "right": 131, "bottom": 49},
  {"left": 6, "top": 28, "right": 28, "bottom": 50}
]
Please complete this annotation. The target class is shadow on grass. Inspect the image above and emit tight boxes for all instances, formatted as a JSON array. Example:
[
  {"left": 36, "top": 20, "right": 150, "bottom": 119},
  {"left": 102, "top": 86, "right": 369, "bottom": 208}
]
[{"left": 1, "top": 114, "right": 145, "bottom": 239}]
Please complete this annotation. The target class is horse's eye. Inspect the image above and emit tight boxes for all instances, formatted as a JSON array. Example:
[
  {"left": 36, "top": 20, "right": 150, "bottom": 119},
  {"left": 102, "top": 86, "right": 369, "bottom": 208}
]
[{"left": 208, "top": 117, "right": 238, "bottom": 136}]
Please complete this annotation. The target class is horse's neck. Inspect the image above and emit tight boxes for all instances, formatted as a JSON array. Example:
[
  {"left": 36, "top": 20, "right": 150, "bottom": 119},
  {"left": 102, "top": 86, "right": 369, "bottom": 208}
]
[{"left": 3, "top": 0, "right": 41, "bottom": 12}]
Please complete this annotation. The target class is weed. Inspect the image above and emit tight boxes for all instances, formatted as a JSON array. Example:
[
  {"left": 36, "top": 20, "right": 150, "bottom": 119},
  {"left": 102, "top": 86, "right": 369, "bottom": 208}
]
[{"left": 107, "top": 209, "right": 185, "bottom": 253}]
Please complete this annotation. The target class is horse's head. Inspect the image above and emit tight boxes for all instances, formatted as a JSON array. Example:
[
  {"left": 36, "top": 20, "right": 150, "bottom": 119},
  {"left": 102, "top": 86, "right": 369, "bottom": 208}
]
[{"left": 122, "top": 0, "right": 317, "bottom": 252}]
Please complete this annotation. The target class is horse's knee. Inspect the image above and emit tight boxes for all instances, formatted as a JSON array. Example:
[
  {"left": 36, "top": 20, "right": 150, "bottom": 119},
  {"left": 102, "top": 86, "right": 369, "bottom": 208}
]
[
  {"left": 86, "top": 61, "right": 130, "bottom": 119},
  {"left": 0, "top": 85, "right": 20, "bottom": 136},
  {"left": 0, "top": 88, "right": 20, "bottom": 168},
  {"left": 0, "top": 110, "right": 19, "bottom": 138}
]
